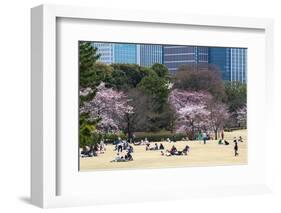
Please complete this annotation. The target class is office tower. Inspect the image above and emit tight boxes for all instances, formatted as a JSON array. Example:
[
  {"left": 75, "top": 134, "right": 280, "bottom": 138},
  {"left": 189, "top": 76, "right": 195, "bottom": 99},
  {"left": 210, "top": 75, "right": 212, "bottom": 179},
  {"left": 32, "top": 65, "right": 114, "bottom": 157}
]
[
  {"left": 92, "top": 42, "right": 114, "bottom": 64},
  {"left": 195, "top": 47, "right": 209, "bottom": 63},
  {"left": 163, "top": 45, "right": 208, "bottom": 74},
  {"left": 230, "top": 48, "right": 247, "bottom": 83},
  {"left": 208, "top": 47, "right": 231, "bottom": 81},
  {"left": 138, "top": 44, "right": 163, "bottom": 67},
  {"left": 114, "top": 44, "right": 137, "bottom": 64},
  {"left": 208, "top": 47, "right": 247, "bottom": 82}
]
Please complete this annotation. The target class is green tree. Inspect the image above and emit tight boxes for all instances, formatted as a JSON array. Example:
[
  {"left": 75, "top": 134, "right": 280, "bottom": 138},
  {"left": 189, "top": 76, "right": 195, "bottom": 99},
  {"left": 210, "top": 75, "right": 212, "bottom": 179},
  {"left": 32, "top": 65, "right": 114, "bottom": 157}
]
[
  {"left": 151, "top": 63, "right": 169, "bottom": 79},
  {"left": 138, "top": 71, "right": 170, "bottom": 109},
  {"left": 224, "top": 81, "right": 247, "bottom": 112},
  {"left": 79, "top": 41, "right": 101, "bottom": 88},
  {"left": 79, "top": 113, "right": 99, "bottom": 148},
  {"left": 109, "top": 64, "right": 151, "bottom": 90}
]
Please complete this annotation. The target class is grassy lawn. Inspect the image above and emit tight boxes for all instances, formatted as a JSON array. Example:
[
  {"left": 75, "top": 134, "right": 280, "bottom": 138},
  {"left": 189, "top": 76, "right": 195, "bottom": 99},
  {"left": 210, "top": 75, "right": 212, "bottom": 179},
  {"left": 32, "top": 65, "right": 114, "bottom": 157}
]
[{"left": 80, "top": 129, "right": 247, "bottom": 171}]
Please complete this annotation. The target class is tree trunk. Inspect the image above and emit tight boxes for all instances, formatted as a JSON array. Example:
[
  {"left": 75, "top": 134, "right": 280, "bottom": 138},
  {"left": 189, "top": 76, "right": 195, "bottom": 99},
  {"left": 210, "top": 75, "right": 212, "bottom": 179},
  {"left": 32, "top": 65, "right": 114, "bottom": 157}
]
[{"left": 214, "top": 129, "right": 218, "bottom": 140}]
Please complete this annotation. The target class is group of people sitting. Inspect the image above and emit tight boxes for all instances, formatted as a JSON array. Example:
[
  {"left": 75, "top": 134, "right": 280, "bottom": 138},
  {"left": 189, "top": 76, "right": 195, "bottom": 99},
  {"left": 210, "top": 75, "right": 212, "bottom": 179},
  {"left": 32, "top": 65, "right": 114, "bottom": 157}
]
[
  {"left": 133, "top": 138, "right": 150, "bottom": 146},
  {"left": 80, "top": 141, "right": 106, "bottom": 158},
  {"left": 110, "top": 152, "right": 133, "bottom": 162},
  {"left": 162, "top": 145, "right": 190, "bottom": 156},
  {"left": 146, "top": 143, "right": 165, "bottom": 151},
  {"left": 218, "top": 136, "right": 243, "bottom": 146},
  {"left": 110, "top": 137, "right": 134, "bottom": 162}
]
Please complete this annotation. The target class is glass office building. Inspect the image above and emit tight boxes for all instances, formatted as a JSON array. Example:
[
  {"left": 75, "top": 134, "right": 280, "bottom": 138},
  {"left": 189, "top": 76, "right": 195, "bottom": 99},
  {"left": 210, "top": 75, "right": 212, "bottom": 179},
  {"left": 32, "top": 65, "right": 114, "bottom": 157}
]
[
  {"left": 208, "top": 47, "right": 247, "bottom": 82},
  {"left": 91, "top": 42, "right": 247, "bottom": 83},
  {"left": 114, "top": 44, "right": 137, "bottom": 64},
  {"left": 195, "top": 47, "right": 209, "bottom": 63},
  {"left": 230, "top": 48, "right": 247, "bottom": 83},
  {"left": 208, "top": 47, "right": 231, "bottom": 81},
  {"left": 163, "top": 46, "right": 209, "bottom": 74},
  {"left": 138, "top": 44, "right": 163, "bottom": 67},
  {"left": 92, "top": 42, "right": 114, "bottom": 64}
]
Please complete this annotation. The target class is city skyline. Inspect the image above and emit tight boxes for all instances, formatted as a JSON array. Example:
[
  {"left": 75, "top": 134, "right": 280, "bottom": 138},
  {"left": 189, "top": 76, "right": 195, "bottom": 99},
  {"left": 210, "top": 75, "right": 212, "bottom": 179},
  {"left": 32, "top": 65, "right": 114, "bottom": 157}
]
[{"left": 91, "top": 42, "right": 247, "bottom": 83}]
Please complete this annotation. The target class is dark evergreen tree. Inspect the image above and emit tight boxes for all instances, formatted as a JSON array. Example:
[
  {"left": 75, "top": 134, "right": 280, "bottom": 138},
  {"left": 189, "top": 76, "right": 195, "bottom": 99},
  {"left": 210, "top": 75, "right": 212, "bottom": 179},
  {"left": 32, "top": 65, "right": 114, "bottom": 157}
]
[{"left": 79, "top": 41, "right": 101, "bottom": 88}]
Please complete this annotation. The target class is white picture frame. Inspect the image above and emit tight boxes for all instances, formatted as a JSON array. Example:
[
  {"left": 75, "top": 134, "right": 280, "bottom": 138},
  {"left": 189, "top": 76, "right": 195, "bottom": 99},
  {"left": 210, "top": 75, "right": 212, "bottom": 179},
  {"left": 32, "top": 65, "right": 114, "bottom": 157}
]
[{"left": 31, "top": 4, "right": 274, "bottom": 208}]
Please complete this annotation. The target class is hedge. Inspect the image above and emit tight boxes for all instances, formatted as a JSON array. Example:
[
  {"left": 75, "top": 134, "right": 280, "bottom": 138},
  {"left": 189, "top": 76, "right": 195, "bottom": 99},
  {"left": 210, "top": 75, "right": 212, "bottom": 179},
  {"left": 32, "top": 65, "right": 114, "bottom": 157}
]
[{"left": 224, "top": 126, "right": 246, "bottom": 132}]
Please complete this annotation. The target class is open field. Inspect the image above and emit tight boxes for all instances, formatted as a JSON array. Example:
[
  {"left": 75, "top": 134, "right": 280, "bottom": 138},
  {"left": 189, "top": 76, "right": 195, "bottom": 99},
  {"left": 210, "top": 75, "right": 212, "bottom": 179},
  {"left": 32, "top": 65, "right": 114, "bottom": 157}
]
[{"left": 80, "top": 129, "right": 247, "bottom": 171}]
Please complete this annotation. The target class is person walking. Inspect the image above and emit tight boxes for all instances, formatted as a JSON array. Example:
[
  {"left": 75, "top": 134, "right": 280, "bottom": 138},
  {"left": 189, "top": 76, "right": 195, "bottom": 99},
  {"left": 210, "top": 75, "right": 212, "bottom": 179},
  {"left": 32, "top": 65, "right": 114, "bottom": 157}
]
[
  {"left": 234, "top": 138, "right": 239, "bottom": 156},
  {"left": 202, "top": 132, "right": 207, "bottom": 144}
]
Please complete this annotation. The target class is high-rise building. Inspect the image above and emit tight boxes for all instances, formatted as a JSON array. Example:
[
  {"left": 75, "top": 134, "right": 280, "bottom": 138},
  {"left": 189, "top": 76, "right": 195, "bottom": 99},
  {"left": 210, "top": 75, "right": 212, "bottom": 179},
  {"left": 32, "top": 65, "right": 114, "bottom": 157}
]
[
  {"left": 208, "top": 47, "right": 231, "bottom": 81},
  {"left": 92, "top": 42, "right": 114, "bottom": 64},
  {"left": 138, "top": 44, "right": 163, "bottom": 67},
  {"left": 114, "top": 44, "right": 137, "bottom": 64},
  {"left": 230, "top": 48, "right": 247, "bottom": 83},
  {"left": 195, "top": 47, "right": 209, "bottom": 63},
  {"left": 163, "top": 46, "right": 209, "bottom": 74},
  {"left": 208, "top": 47, "right": 247, "bottom": 82},
  {"left": 91, "top": 42, "right": 247, "bottom": 83}
]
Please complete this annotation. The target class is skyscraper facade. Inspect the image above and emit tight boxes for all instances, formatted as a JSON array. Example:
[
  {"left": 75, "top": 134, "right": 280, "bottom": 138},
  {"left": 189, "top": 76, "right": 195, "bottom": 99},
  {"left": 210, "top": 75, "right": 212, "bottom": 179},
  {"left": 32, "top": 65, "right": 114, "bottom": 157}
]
[
  {"left": 208, "top": 47, "right": 247, "bottom": 82},
  {"left": 230, "top": 48, "right": 247, "bottom": 83},
  {"left": 114, "top": 44, "right": 137, "bottom": 64},
  {"left": 91, "top": 42, "right": 247, "bottom": 83},
  {"left": 195, "top": 47, "right": 209, "bottom": 63},
  {"left": 163, "top": 46, "right": 209, "bottom": 74},
  {"left": 92, "top": 42, "right": 114, "bottom": 64},
  {"left": 138, "top": 44, "right": 163, "bottom": 67},
  {"left": 208, "top": 47, "right": 231, "bottom": 81}
]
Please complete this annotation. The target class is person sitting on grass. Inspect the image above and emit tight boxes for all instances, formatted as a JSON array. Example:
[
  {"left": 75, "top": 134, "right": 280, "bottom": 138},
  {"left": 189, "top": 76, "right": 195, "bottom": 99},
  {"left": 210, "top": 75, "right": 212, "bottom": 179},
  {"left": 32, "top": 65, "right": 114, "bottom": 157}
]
[
  {"left": 147, "top": 143, "right": 159, "bottom": 151},
  {"left": 145, "top": 143, "right": 150, "bottom": 151},
  {"left": 144, "top": 138, "right": 150, "bottom": 145},
  {"left": 238, "top": 136, "right": 243, "bottom": 142},
  {"left": 159, "top": 143, "right": 165, "bottom": 150},
  {"left": 182, "top": 145, "right": 190, "bottom": 155},
  {"left": 224, "top": 140, "right": 229, "bottom": 145},
  {"left": 125, "top": 152, "right": 133, "bottom": 161},
  {"left": 110, "top": 153, "right": 126, "bottom": 162},
  {"left": 218, "top": 139, "right": 224, "bottom": 145},
  {"left": 127, "top": 145, "right": 134, "bottom": 153},
  {"left": 160, "top": 150, "right": 164, "bottom": 156},
  {"left": 170, "top": 145, "right": 178, "bottom": 155},
  {"left": 151, "top": 143, "right": 158, "bottom": 150},
  {"left": 165, "top": 150, "right": 172, "bottom": 156}
]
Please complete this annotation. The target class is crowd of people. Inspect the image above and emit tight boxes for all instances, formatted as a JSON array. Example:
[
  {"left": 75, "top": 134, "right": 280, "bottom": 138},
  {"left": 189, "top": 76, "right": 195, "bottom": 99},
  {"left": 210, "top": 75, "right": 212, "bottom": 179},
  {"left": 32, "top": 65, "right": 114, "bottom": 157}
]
[
  {"left": 111, "top": 137, "right": 134, "bottom": 162},
  {"left": 80, "top": 140, "right": 106, "bottom": 158},
  {"left": 80, "top": 131, "right": 244, "bottom": 161}
]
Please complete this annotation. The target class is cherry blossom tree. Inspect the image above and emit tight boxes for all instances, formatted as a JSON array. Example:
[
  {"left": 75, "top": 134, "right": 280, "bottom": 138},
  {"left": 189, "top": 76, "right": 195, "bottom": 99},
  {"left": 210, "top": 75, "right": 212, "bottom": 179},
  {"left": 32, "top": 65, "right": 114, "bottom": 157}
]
[
  {"left": 80, "top": 82, "right": 134, "bottom": 133},
  {"left": 169, "top": 89, "right": 230, "bottom": 140},
  {"left": 207, "top": 100, "right": 230, "bottom": 139},
  {"left": 169, "top": 89, "right": 212, "bottom": 138}
]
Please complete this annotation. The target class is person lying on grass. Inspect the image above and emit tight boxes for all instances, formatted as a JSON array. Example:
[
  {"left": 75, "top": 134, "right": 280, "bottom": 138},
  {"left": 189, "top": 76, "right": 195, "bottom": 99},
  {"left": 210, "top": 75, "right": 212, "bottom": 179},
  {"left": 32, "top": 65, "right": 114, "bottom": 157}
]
[
  {"left": 110, "top": 152, "right": 133, "bottom": 162},
  {"left": 218, "top": 139, "right": 229, "bottom": 145},
  {"left": 164, "top": 145, "right": 190, "bottom": 156}
]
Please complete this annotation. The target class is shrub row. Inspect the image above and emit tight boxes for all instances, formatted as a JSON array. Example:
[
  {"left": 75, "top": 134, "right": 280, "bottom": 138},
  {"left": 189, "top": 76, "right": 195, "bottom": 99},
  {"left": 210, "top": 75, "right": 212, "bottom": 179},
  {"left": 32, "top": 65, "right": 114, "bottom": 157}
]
[{"left": 224, "top": 126, "right": 246, "bottom": 132}]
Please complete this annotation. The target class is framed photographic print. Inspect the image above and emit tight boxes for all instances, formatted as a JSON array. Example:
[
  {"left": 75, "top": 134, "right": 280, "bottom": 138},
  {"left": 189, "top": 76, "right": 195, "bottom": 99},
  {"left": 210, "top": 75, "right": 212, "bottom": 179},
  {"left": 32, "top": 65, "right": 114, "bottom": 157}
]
[{"left": 31, "top": 4, "right": 274, "bottom": 208}]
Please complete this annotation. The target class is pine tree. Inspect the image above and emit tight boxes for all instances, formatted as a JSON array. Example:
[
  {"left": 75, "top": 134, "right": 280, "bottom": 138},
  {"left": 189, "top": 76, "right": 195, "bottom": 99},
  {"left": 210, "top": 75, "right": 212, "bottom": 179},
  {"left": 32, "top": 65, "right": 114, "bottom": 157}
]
[{"left": 79, "top": 41, "right": 100, "bottom": 88}]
